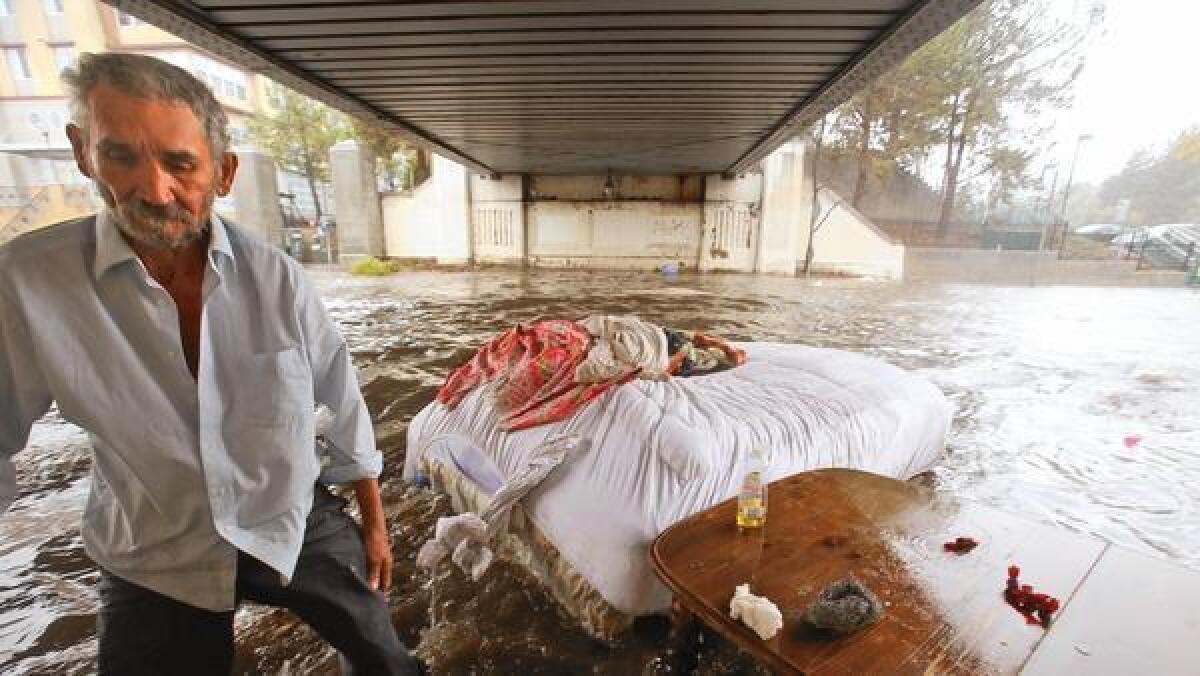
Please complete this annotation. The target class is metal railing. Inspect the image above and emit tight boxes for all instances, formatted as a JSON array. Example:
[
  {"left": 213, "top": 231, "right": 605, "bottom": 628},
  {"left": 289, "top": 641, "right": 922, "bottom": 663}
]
[
  {"left": 1101, "top": 228, "right": 1199, "bottom": 271},
  {"left": 1134, "top": 237, "right": 1195, "bottom": 272}
]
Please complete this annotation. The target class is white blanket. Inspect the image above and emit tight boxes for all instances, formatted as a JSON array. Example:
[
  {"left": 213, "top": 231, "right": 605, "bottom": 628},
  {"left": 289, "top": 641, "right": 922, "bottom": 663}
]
[{"left": 404, "top": 342, "right": 950, "bottom": 617}]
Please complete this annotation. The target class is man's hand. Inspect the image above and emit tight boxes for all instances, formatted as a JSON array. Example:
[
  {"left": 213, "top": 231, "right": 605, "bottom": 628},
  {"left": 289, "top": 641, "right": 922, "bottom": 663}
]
[{"left": 352, "top": 478, "right": 392, "bottom": 592}]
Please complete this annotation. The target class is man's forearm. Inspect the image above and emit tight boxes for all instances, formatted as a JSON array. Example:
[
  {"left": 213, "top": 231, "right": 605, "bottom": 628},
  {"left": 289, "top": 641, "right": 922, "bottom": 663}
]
[
  {"left": 352, "top": 477, "right": 386, "bottom": 532},
  {"left": 352, "top": 477, "right": 393, "bottom": 591}
]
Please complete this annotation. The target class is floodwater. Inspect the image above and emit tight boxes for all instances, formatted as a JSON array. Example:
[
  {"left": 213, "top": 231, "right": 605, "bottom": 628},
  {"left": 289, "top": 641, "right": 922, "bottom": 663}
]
[{"left": 3, "top": 269, "right": 1198, "bottom": 674}]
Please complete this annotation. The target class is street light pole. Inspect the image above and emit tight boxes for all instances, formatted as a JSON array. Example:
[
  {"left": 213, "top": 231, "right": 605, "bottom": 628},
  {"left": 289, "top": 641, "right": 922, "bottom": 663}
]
[
  {"left": 1058, "top": 134, "right": 1095, "bottom": 231},
  {"left": 1037, "top": 164, "right": 1058, "bottom": 250}
]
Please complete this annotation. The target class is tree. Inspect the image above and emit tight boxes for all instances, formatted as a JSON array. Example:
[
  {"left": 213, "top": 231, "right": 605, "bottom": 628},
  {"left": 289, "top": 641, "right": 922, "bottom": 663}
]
[
  {"left": 918, "top": 0, "right": 1095, "bottom": 235},
  {"left": 1096, "top": 128, "right": 1200, "bottom": 225},
  {"left": 825, "top": 66, "right": 940, "bottom": 209},
  {"left": 249, "top": 88, "right": 349, "bottom": 220},
  {"left": 823, "top": 0, "right": 1102, "bottom": 237},
  {"left": 348, "top": 117, "right": 429, "bottom": 190}
]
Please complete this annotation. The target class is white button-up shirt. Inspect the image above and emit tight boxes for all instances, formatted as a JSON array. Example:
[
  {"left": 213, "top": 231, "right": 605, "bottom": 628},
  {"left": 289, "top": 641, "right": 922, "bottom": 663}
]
[{"left": 0, "top": 212, "right": 381, "bottom": 611}]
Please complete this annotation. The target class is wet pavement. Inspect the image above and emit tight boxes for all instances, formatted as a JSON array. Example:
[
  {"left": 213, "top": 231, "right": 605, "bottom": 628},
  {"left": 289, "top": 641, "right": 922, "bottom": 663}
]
[{"left": 3, "top": 269, "right": 1198, "bottom": 674}]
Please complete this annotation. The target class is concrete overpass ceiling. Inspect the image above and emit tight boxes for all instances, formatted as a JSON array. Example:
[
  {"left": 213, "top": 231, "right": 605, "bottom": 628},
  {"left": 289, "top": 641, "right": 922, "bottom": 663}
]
[{"left": 117, "top": 0, "right": 982, "bottom": 177}]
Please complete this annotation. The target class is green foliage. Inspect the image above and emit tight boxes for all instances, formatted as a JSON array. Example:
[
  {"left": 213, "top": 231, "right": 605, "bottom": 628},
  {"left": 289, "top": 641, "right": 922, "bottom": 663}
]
[
  {"left": 1095, "top": 128, "right": 1200, "bottom": 225},
  {"left": 348, "top": 117, "right": 422, "bottom": 190},
  {"left": 249, "top": 88, "right": 349, "bottom": 180},
  {"left": 824, "top": 0, "right": 1102, "bottom": 233},
  {"left": 249, "top": 88, "right": 350, "bottom": 218},
  {"left": 349, "top": 256, "right": 401, "bottom": 276}
]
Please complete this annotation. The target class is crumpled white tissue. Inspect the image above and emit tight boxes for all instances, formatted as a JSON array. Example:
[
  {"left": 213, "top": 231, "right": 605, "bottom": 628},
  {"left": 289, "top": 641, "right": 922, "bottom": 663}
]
[
  {"left": 729, "top": 583, "right": 783, "bottom": 640},
  {"left": 417, "top": 513, "right": 493, "bottom": 580}
]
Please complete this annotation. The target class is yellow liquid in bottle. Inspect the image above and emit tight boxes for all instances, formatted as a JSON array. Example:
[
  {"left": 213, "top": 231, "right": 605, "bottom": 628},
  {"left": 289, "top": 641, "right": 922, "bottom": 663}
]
[{"left": 736, "top": 471, "right": 767, "bottom": 529}]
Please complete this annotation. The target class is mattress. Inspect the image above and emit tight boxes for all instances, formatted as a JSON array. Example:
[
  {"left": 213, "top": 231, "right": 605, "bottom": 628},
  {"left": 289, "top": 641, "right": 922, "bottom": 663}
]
[{"left": 404, "top": 342, "right": 951, "bottom": 636}]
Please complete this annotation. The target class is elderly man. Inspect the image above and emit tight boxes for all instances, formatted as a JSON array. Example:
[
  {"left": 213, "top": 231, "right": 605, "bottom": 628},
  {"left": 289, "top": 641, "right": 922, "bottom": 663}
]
[{"left": 0, "top": 53, "right": 421, "bottom": 674}]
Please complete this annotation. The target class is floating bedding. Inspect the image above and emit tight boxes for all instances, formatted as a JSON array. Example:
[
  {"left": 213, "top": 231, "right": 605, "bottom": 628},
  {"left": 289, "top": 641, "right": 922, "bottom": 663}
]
[{"left": 404, "top": 342, "right": 951, "bottom": 637}]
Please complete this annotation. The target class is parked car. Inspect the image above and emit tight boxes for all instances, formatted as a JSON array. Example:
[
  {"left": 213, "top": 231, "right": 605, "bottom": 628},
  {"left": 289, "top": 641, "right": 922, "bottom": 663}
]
[{"left": 1073, "top": 223, "right": 1123, "bottom": 241}]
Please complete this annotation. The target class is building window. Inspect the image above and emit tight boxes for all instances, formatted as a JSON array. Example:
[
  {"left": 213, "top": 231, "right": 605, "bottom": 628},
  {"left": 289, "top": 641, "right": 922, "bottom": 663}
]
[
  {"left": 117, "top": 11, "right": 142, "bottom": 26},
  {"left": 0, "top": 0, "right": 12, "bottom": 18},
  {"left": 188, "top": 53, "right": 248, "bottom": 101},
  {"left": 266, "top": 82, "right": 284, "bottom": 108},
  {"left": 52, "top": 44, "right": 75, "bottom": 72},
  {"left": 44, "top": 0, "right": 64, "bottom": 15},
  {"left": 4, "top": 47, "right": 32, "bottom": 80}
]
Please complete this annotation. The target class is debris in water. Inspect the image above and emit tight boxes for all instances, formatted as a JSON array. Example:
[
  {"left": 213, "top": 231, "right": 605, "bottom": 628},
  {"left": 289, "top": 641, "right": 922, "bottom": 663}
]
[
  {"left": 943, "top": 536, "right": 979, "bottom": 554},
  {"left": 1003, "top": 565, "right": 1060, "bottom": 628},
  {"left": 1123, "top": 434, "right": 1142, "bottom": 449},
  {"left": 1075, "top": 644, "right": 1092, "bottom": 656}
]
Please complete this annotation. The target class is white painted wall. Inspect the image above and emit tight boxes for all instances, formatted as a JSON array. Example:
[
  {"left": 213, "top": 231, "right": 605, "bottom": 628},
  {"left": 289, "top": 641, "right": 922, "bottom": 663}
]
[
  {"left": 382, "top": 155, "right": 470, "bottom": 260},
  {"left": 700, "top": 173, "right": 761, "bottom": 272},
  {"left": 470, "top": 174, "right": 524, "bottom": 263},
  {"left": 524, "top": 174, "right": 705, "bottom": 270},
  {"left": 804, "top": 187, "right": 905, "bottom": 279},
  {"left": 382, "top": 179, "right": 441, "bottom": 259},
  {"left": 529, "top": 175, "right": 702, "bottom": 201},
  {"left": 377, "top": 143, "right": 901, "bottom": 277},
  {"left": 526, "top": 201, "right": 703, "bottom": 270},
  {"left": 435, "top": 154, "right": 472, "bottom": 264}
]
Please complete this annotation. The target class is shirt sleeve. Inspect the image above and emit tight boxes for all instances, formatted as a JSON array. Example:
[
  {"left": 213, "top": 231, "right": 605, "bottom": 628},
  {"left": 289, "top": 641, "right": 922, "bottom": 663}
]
[
  {"left": 0, "top": 281, "right": 53, "bottom": 512},
  {"left": 293, "top": 267, "right": 382, "bottom": 484}
]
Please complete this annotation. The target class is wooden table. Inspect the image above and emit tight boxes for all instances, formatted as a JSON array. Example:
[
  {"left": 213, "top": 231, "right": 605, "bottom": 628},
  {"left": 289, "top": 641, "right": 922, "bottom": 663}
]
[{"left": 650, "top": 468, "right": 1200, "bottom": 675}]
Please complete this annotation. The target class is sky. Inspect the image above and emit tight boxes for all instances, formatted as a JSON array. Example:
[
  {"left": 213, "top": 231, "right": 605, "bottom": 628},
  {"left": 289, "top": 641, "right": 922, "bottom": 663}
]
[{"left": 1048, "top": 0, "right": 1200, "bottom": 185}]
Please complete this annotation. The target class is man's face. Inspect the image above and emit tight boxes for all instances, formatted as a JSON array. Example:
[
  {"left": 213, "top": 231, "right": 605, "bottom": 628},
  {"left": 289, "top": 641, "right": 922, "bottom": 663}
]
[{"left": 66, "top": 83, "right": 238, "bottom": 250}]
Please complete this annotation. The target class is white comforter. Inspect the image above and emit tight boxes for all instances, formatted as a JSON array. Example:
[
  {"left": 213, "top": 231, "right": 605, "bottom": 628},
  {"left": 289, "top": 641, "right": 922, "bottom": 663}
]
[{"left": 404, "top": 342, "right": 951, "bottom": 617}]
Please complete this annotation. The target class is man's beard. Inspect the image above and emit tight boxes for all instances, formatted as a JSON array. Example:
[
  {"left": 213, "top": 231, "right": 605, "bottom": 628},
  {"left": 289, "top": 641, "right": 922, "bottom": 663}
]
[{"left": 97, "top": 181, "right": 215, "bottom": 250}]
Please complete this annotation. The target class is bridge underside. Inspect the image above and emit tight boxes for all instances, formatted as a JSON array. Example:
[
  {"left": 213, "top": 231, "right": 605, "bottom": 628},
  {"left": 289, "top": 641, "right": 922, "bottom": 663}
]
[{"left": 118, "top": 0, "right": 981, "bottom": 177}]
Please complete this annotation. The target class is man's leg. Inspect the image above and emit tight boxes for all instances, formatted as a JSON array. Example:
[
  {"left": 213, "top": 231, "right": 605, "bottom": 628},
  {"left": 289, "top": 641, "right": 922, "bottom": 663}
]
[
  {"left": 97, "top": 570, "right": 234, "bottom": 676},
  {"left": 238, "top": 485, "right": 421, "bottom": 675}
]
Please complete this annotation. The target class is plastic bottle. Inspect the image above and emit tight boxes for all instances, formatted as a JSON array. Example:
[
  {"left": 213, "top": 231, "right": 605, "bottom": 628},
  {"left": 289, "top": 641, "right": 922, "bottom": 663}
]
[{"left": 736, "top": 448, "right": 768, "bottom": 530}]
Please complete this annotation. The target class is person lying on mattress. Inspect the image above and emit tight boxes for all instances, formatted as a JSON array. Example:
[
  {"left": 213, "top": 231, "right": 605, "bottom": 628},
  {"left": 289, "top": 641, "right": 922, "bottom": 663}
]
[{"left": 436, "top": 315, "right": 746, "bottom": 431}]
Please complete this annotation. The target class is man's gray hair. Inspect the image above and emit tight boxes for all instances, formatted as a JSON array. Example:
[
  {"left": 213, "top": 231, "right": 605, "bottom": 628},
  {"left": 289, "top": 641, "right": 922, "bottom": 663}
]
[{"left": 63, "top": 52, "right": 231, "bottom": 158}]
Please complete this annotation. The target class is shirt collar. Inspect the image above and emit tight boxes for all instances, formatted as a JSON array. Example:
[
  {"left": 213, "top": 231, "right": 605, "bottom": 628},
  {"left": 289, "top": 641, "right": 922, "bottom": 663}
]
[{"left": 93, "top": 210, "right": 236, "bottom": 280}]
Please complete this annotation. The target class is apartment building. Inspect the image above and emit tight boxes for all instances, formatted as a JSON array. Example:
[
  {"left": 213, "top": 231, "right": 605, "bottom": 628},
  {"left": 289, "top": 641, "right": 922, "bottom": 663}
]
[{"left": 0, "top": 0, "right": 322, "bottom": 238}]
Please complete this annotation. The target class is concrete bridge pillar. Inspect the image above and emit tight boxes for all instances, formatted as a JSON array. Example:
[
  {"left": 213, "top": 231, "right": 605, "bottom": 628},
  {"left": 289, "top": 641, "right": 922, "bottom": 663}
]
[
  {"left": 757, "top": 140, "right": 809, "bottom": 275},
  {"left": 231, "top": 145, "right": 283, "bottom": 246},
  {"left": 330, "top": 139, "right": 384, "bottom": 262}
]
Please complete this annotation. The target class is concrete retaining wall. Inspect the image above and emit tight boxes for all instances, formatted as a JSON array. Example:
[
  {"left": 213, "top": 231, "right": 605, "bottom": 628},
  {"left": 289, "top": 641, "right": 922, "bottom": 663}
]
[
  {"left": 372, "top": 142, "right": 907, "bottom": 277},
  {"left": 382, "top": 181, "right": 441, "bottom": 259},
  {"left": 806, "top": 188, "right": 905, "bottom": 279},
  {"left": 470, "top": 174, "right": 524, "bottom": 264},
  {"left": 699, "top": 173, "right": 761, "bottom": 272},
  {"left": 527, "top": 201, "right": 704, "bottom": 270},
  {"left": 905, "top": 248, "right": 1187, "bottom": 286},
  {"left": 525, "top": 175, "right": 704, "bottom": 270}
]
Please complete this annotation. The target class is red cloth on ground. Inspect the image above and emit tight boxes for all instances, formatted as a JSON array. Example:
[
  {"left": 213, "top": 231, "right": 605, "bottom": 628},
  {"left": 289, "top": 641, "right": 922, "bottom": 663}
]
[{"left": 437, "top": 319, "right": 636, "bottom": 431}]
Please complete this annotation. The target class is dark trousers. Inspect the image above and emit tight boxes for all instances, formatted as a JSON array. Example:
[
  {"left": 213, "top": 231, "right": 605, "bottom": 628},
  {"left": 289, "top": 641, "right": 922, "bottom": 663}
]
[{"left": 96, "top": 486, "right": 422, "bottom": 676}]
